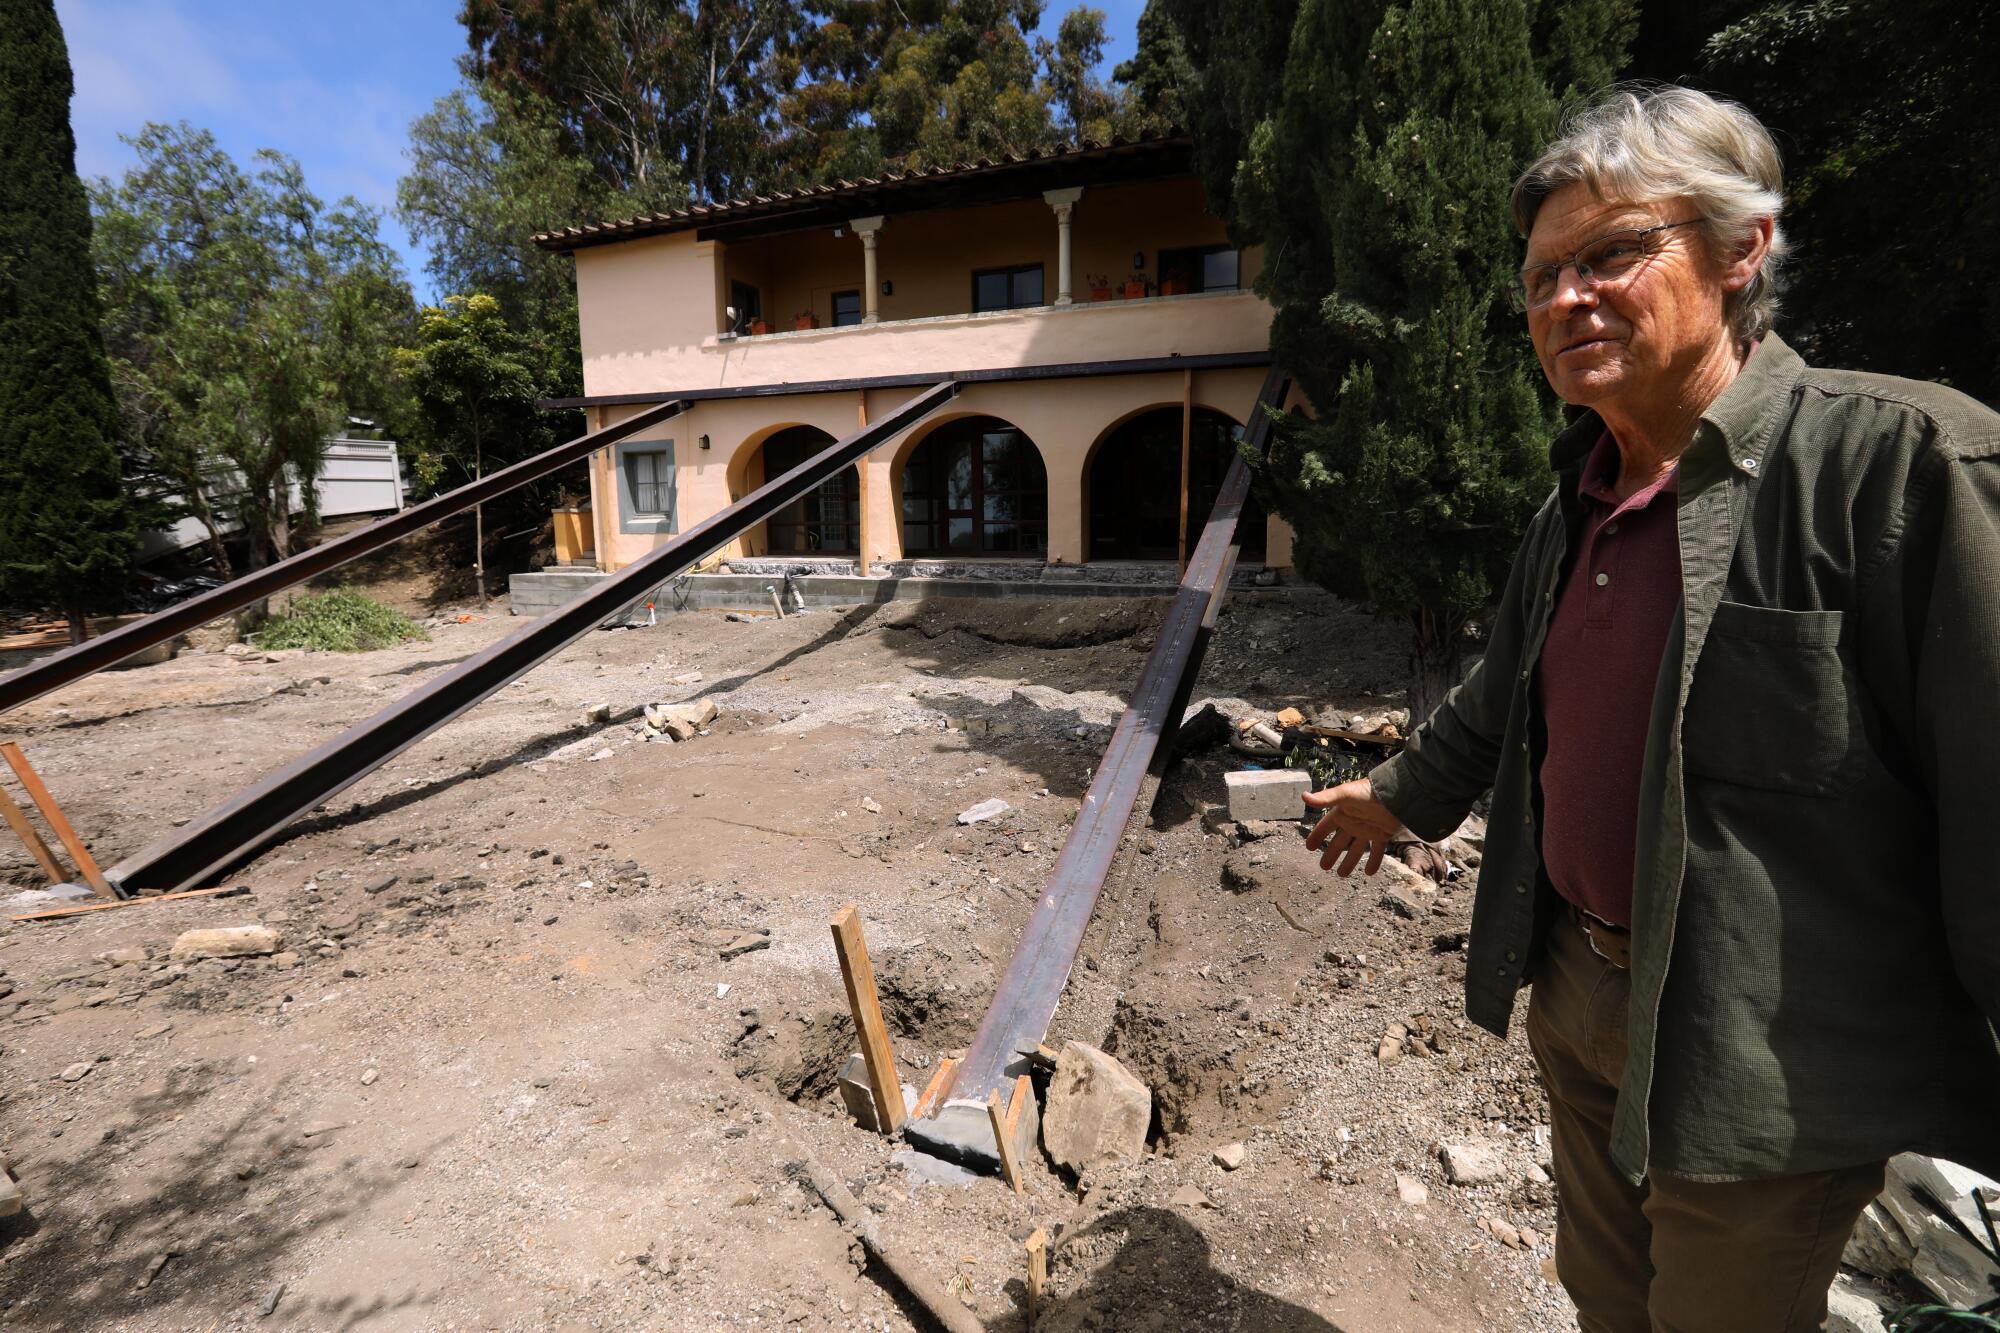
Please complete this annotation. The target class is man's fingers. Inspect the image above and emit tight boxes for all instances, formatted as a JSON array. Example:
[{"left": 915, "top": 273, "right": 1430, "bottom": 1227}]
[
  {"left": 1305, "top": 810, "right": 1339, "bottom": 851},
  {"left": 1317, "top": 828, "right": 1354, "bottom": 872},
  {"left": 1301, "top": 786, "right": 1339, "bottom": 809},
  {"left": 1336, "top": 839, "right": 1367, "bottom": 878},
  {"left": 1364, "top": 842, "right": 1386, "bottom": 877}
]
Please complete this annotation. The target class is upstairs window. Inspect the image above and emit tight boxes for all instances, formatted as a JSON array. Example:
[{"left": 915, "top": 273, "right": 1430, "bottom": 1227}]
[
  {"left": 972, "top": 264, "right": 1045, "bottom": 313},
  {"left": 831, "top": 289, "right": 863, "bottom": 327},
  {"left": 1160, "top": 245, "right": 1242, "bottom": 294}
]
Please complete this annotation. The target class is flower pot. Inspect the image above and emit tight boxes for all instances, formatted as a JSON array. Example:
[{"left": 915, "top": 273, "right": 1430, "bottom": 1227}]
[
  {"left": 1159, "top": 277, "right": 1188, "bottom": 296},
  {"left": 749, "top": 318, "right": 771, "bottom": 336},
  {"left": 553, "top": 506, "right": 595, "bottom": 565},
  {"left": 1122, "top": 279, "right": 1148, "bottom": 299},
  {"left": 794, "top": 312, "right": 819, "bottom": 331},
  {"left": 1089, "top": 286, "right": 1114, "bottom": 302}
]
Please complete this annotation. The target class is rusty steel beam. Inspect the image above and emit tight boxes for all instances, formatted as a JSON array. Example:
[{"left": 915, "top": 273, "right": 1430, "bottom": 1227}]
[
  {"left": 907, "top": 366, "right": 1291, "bottom": 1169},
  {"left": 106, "top": 381, "right": 958, "bottom": 895},
  {"left": 0, "top": 400, "right": 692, "bottom": 717}
]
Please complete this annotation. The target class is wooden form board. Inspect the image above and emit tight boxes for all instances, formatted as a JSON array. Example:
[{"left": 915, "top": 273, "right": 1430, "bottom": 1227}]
[
  {"left": 912, "top": 1056, "right": 960, "bottom": 1120},
  {"left": 1025, "top": 1227, "right": 1049, "bottom": 1327},
  {"left": 830, "top": 903, "right": 906, "bottom": 1135},
  {"left": 9, "top": 885, "right": 235, "bottom": 923},
  {"left": 1, "top": 742, "right": 112, "bottom": 897}
]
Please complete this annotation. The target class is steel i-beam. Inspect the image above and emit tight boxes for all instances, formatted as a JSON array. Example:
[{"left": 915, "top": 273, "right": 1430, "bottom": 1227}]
[
  {"left": 106, "top": 380, "right": 959, "bottom": 895},
  {"left": 0, "top": 400, "right": 692, "bottom": 716},
  {"left": 905, "top": 366, "right": 1291, "bottom": 1170}
]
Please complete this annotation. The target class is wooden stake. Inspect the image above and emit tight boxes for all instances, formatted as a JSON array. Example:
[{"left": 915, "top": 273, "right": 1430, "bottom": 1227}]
[
  {"left": 987, "top": 1088, "right": 1024, "bottom": 1195},
  {"left": 1025, "top": 1227, "right": 1049, "bottom": 1327},
  {"left": 912, "top": 1056, "right": 959, "bottom": 1120},
  {"left": 1004, "top": 1072, "right": 1032, "bottom": 1140},
  {"left": 0, "top": 742, "right": 112, "bottom": 898},
  {"left": 0, "top": 784, "right": 65, "bottom": 884},
  {"left": 10, "top": 885, "right": 236, "bottom": 923},
  {"left": 830, "top": 903, "right": 905, "bottom": 1134}
]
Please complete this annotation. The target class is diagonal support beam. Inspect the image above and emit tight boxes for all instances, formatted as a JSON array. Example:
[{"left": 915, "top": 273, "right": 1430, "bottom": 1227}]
[
  {"left": 906, "top": 367, "right": 1290, "bottom": 1169},
  {"left": 0, "top": 399, "right": 691, "bottom": 715},
  {"left": 107, "top": 381, "right": 958, "bottom": 895}
]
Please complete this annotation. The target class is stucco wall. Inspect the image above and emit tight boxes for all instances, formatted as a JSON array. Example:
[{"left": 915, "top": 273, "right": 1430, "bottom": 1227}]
[{"left": 588, "top": 366, "right": 1296, "bottom": 573}]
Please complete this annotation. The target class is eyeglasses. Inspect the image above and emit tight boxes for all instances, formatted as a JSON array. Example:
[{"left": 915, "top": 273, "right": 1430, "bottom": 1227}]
[{"left": 1511, "top": 218, "right": 1705, "bottom": 313}]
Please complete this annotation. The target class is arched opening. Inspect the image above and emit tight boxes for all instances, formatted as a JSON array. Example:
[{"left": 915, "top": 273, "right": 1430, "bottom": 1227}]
[
  {"left": 753, "top": 425, "right": 859, "bottom": 554},
  {"left": 900, "top": 416, "right": 1048, "bottom": 557},
  {"left": 1087, "top": 407, "right": 1266, "bottom": 562}
]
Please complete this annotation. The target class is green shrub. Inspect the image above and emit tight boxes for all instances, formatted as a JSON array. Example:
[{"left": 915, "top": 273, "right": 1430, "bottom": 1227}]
[{"left": 253, "top": 588, "right": 427, "bottom": 653}]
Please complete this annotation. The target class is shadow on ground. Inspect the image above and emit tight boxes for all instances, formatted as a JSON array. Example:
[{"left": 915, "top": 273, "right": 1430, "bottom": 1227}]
[
  {"left": 984, "top": 1205, "right": 1344, "bottom": 1332},
  {"left": 0, "top": 1065, "right": 443, "bottom": 1329}
]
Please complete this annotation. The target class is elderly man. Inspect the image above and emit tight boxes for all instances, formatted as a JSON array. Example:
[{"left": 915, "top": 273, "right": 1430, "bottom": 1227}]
[{"left": 1302, "top": 85, "right": 2000, "bottom": 1331}]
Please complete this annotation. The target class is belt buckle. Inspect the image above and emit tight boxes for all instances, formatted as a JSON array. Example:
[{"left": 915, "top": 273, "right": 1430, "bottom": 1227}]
[{"left": 1576, "top": 909, "right": 1629, "bottom": 969}]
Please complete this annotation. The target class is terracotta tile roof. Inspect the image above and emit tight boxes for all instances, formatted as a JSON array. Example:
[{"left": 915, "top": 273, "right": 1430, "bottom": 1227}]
[{"left": 531, "top": 131, "right": 1193, "bottom": 252}]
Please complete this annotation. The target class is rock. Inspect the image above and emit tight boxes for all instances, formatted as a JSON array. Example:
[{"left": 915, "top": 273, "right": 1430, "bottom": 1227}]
[
  {"left": 1517, "top": 1225, "right": 1542, "bottom": 1249},
  {"left": 1378, "top": 857, "right": 1435, "bottom": 894},
  {"left": 582, "top": 702, "right": 612, "bottom": 727},
  {"left": 1274, "top": 706, "right": 1306, "bottom": 728},
  {"left": 360, "top": 1068, "right": 379, "bottom": 1087},
  {"left": 1042, "top": 1041, "right": 1152, "bottom": 1174},
  {"left": 258, "top": 1282, "right": 287, "bottom": 1318},
  {"left": 1440, "top": 1142, "right": 1506, "bottom": 1186},
  {"left": 1825, "top": 1274, "right": 1894, "bottom": 1333},
  {"left": 587, "top": 747, "right": 614, "bottom": 762},
  {"left": 95, "top": 948, "right": 148, "bottom": 966},
  {"left": 718, "top": 932, "right": 771, "bottom": 961},
  {"left": 862, "top": 796, "right": 882, "bottom": 814},
  {"left": 1222, "top": 769, "right": 1311, "bottom": 823},
  {"left": 363, "top": 876, "right": 398, "bottom": 896},
  {"left": 1212, "top": 1143, "right": 1247, "bottom": 1171},
  {"left": 956, "top": 798, "right": 1011, "bottom": 825},
  {"left": 1379, "top": 887, "right": 1423, "bottom": 920},
  {"left": 1170, "top": 1183, "right": 1217, "bottom": 1209},
  {"left": 59, "top": 1061, "right": 92, "bottom": 1082},
  {"left": 671, "top": 670, "right": 702, "bottom": 685},
  {"left": 1877, "top": 1153, "right": 2000, "bottom": 1307},
  {"left": 0, "top": 1171, "right": 21, "bottom": 1219},
  {"left": 171, "top": 926, "right": 283, "bottom": 960},
  {"left": 1396, "top": 1173, "right": 1429, "bottom": 1206},
  {"left": 269, "top": 952, "right": 301, "bottom": 969},
  {"left": 1842, "top": 1200, "right": 1916, "bottom": 1279}
]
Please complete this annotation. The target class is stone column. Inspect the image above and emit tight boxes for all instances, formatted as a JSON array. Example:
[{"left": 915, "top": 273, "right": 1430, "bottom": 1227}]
[
  {"left": 852, "top": 215, "right": 886, "bottom": 324},
  {"left": 1043, "top": 188, "right": 1084, "bottom": 306}
]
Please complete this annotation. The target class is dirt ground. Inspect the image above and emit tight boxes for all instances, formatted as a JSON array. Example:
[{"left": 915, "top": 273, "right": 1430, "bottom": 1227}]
[{"left": 0, "top": 575, "right": 1575, "bottom": 1331}]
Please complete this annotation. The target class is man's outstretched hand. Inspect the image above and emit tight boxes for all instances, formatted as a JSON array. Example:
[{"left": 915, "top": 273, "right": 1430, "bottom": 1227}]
[{"left": 1302, "top": 778, "right": 1404, "bottom": 877}]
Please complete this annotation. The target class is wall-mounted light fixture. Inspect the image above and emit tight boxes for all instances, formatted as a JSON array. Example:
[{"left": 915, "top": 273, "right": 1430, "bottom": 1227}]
[
  {"left": 698, "top": 434, "right": 711, "bottom": 451},
  {"left": 1132, "top": 250, "right": 1146, "bottom": 270},
  {"left": 881, "top": 279, "right": 893, "bottom": 296}
]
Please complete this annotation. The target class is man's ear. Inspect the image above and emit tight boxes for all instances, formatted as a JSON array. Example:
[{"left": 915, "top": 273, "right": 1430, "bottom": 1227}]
[{"left": 1722, "top": 216, "right": 1775, "bottom": 293}]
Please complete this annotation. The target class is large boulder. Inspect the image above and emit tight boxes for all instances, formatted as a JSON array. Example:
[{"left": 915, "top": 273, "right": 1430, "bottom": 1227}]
[
  {"left": 1042, "top": 1042, "right": 1151, "bottom": 1175},
  {"left": 169, "top": 925, "right": 284, "bottom": 961}
]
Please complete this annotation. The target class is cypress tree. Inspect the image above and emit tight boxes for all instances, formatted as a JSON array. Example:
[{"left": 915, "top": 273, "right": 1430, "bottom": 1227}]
[
  {"left": 0, "top": 0, "right": 138, "bottom": 643},
  {"left": 1229, "top": 0, "right": 1624, "bottom": 716}
]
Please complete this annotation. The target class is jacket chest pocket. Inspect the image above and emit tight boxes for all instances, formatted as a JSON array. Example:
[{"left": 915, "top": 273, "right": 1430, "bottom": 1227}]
[{"left": 1682, "top": 601, "right": 1866, "bottom": 796}]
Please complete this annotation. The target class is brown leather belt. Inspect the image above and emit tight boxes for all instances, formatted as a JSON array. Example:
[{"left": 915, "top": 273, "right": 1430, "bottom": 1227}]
[{"left": 1570, "top": 903, "right": 1632, "bottom": 970}]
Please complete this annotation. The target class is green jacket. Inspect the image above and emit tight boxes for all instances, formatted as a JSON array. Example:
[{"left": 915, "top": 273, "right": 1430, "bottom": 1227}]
[{"left": 1370, "top": 334, "right": 2000, "bottom": 1183}]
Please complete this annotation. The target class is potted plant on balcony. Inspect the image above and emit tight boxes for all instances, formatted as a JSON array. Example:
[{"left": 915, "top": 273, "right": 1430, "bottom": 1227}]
[
  {"left": 1088, "top": 274, "right": 1114, "bottom": 302},
  {"left": 1159, "top": 269, "right": 1189, "bottom": 297},
  {"left": 749, "top": 316, "right": 771, "bottom": 335},
  {"left": 1122, "top": 274, "right": 1149, "bottom": 299},
  {"left": 794, "top": 308, "right": 819, "bottom": 331}
]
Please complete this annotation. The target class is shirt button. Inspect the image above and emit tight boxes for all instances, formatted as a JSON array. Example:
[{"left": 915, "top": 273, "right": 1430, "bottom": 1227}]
[
  {"left": 1505, "top": 950, "right": 1518, "bottom": 962},
  {"left": 1496, "top": 967, "right": 1509, "bottom": 978},
  {"left": 1594, "top": 571, "right": 1610, "bottom": 587},
  {"left": 1605, "top": 521, "right": 1620, "bottom": 536},
  {"left": 1515, "top": 882, "right": 1529, "bottom": 895},
  {"left": 1743, "top": 456, "right": 1759, "bottom": 471}
]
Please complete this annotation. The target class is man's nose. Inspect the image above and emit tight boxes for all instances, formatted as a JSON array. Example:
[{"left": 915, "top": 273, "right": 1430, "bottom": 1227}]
[{"left": 1548, "top": 263, "right": 1598, "bottom": 319}]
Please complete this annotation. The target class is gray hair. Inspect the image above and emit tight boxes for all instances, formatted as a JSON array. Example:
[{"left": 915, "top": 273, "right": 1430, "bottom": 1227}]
[{"left": 1511, "top": 84, "right": 1789, "bottom": 345}]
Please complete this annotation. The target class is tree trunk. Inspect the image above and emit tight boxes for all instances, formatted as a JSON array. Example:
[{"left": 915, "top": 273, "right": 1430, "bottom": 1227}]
[
  {"left": 64, "top": 605, "right": 92, "bottom": 646},
  {"left": 1407, "top": 606, "right": 1464, "bottom": 729},
  {"left": 471, "top": 403, "right": 487, "bottom": 614}
]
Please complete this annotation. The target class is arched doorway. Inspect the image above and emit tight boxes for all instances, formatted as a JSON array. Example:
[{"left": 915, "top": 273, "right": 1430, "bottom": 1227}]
[
  {"left": 900, "top": 416, "right": 1048, "bottom": 556},
  {"left": 757, "top": 425, "right": 859, "bottom": 554},
  {"left": 1087, "top": 407, "right": 1265, "bottom": 562}
]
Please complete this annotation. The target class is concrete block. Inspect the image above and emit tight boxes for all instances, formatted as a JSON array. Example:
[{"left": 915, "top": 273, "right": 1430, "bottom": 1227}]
[
  {"left": 1223, "top": 769, "right": 1311, "bottom": 823},
  {"left": 836, "top": 1053, "right": 916, "bottom": 1133}
]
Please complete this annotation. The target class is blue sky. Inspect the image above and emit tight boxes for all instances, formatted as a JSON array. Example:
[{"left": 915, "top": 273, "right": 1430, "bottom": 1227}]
[{"left": 59, "top": 0, "right": 1149, "bottom": 304}]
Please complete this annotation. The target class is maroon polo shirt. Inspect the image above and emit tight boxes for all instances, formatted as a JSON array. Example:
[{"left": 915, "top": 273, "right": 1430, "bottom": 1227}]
[{"left": 1535, "top": 432, "right": 1682, "bottom": 929}]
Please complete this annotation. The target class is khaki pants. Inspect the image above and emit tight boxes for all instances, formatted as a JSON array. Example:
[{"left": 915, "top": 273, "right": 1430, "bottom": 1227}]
[{"left": 1525, "top": 911, "right": 1886, "bottom": 1332}]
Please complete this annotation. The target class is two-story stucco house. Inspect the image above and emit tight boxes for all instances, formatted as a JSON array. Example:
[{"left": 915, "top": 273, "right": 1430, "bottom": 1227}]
[{"left": 527, "top": 132, "right": 1291, "bottom": 595}]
